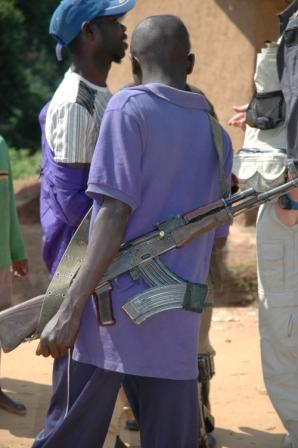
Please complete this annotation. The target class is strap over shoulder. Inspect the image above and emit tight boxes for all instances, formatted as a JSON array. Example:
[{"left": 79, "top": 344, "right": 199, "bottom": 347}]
[{"left": 208, "top": 114, "right": 230, "bottom": 198}]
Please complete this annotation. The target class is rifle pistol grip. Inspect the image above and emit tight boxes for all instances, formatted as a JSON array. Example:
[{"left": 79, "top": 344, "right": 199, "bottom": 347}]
[{"left": 93, "top": 283, "right": 115, "bottom": 326}]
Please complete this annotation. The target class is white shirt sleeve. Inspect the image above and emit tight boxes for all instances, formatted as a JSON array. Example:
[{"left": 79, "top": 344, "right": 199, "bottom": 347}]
[{"left": 46, "top": 102, "right": 94, "bottom": 164}]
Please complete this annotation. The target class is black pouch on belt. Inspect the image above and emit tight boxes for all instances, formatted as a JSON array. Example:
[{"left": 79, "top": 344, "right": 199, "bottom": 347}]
[{"left": 246, "top": 90, "right": 285, "bottom": 130}]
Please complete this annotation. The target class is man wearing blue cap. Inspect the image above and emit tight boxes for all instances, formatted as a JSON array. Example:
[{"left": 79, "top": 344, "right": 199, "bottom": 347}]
[
  {"left": 41, "top": 0, "right": 135, "bottom": 276},
  {"left": 36, "top": 1, "right": 135, "bottom": 447},
  {"left": 35, "top": 14, "right": 232, "bottom": 448}
]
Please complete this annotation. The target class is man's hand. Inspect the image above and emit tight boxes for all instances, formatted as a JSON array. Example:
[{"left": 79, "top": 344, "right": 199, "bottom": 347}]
[
  {"left": 12, "top": 260, "right": 28, "bottom": 278},
  {"left": 36, "top": 304, "right": 82, "bottom": 358},
  {"left": 228, "top": 104, "right": 248, "bottom": 131},
  {"left": 35, "top": 196, "right": 131, "bottom": 359}
]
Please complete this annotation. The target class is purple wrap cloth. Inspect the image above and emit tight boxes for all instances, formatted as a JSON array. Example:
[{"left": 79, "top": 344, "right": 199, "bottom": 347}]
[{"left": 39, "top": 103, "right": 92, "bottom": 277}]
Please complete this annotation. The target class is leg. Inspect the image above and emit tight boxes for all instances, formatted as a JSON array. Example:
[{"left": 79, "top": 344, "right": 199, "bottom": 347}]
[
  {"left": 285, "top": 421, "right": 298, "bottom": 448},
  {"left": 198, "top": 306, "right": 215, "bottom": 358},
  {"left": 0, "top": 348, "right": 27, "bottom": 415},
  {"left": 122, "top": 375, "right": 140, "bottom": 431},
  {"left": 198, "top": 286, "right": 216, "bottom": 447},
  {"left": 260, "top": 304, "right": 298, "bottom": 447},
  {"left": 197, "top": 352, "right": 216, "bottom": 448},
  {"left": 114, "top": 436, "right": 127, "bottom": 448},
  {"left": 133, "top": 375, "right": 199, "bottom": 448},
  {"left": 0, "top": 267, "right": 26, "bottom": 416},
  {"left": 105, "top": 387, "right": 132, "bottom": 447},
  {"left": 33, "top": 356, "right": 123, "bottom": 448}
]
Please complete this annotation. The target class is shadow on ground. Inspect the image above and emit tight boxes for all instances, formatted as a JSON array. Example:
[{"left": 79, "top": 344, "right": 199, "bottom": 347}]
[
  {"left": 216, "top": 426, "right": 284, "bottom": 448},
  {"left": 0, "top": 377, "right": 51, "bottom": 439}
]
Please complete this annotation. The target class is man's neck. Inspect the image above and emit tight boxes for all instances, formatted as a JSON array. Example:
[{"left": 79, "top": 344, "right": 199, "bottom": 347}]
[
  {"left": 141, "top": 72, "right": 186, "bottom": 91},
  {"left": 71, "top": 58, "right": 112, "bottom": 88}
]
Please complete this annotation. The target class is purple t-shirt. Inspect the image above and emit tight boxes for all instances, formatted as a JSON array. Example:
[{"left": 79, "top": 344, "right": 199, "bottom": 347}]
[{"left": 73, "top": 84, "right": 232, "bottom": 380}]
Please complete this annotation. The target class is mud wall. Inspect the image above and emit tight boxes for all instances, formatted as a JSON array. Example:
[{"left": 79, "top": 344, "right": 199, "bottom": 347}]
[{"left": 108, "top": 0, "right": 286, "bottom": 150}]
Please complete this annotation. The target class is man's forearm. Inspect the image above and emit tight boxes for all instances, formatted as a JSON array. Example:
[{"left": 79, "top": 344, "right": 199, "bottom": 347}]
[
  {"left": 36, "top": 196, "right": 131, "bottom": 358},
  {"left": 61, "top": 197, "right": 131, "bottom": 315}
]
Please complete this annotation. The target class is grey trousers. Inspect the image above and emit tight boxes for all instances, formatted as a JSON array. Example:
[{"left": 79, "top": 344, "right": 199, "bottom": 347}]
[{"left": 257, "top": 204, "right": 298, "bottom": 445}]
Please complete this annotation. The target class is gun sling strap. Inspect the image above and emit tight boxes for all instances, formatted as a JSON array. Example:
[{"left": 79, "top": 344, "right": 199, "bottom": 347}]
[
  {"left": 37, "top": 114, "right": 228, "bottom": 333},
  {"left": 37, "top": 210, "right": 92, "bottom": 334}
]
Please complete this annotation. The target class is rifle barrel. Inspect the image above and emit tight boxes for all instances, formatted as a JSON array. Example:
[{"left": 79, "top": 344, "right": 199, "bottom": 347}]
[
  {"left": 231, "top": 178, "right": 298, "bottom": 216},
  {"left": 226, "top": 188, "right": 256, "bottom": 205}
]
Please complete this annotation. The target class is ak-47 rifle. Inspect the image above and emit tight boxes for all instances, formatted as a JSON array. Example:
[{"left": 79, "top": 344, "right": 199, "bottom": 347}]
[{"left": 1, "top": 178, "right": 298, "bottom": 353}]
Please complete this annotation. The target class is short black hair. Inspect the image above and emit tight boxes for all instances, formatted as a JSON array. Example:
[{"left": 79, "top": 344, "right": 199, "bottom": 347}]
[{"left": 131, "top": 15, "right": 190, "bottom": 68}]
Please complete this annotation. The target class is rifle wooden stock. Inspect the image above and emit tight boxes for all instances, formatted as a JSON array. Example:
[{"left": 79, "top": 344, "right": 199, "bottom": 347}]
[
  {"left": 173, "top": 208, "right": 232, "bottom": 248},
  {"left": 184, "top": 199, "right": 224, "bottom": 222},
  {"left": 183, "top": 188, "right": 257, "bottom": 224},
  {"left": 0, "top": 295, "right": 44, "bottom": 353}
]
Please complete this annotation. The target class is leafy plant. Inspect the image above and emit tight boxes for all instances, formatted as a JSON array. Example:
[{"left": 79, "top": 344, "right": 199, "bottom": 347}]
[
  {"left": 9, "top": 148, "right": 41, "bottom": 180},
  {"left": 225, "top": 264, "right": 258, "bottom": 302},
  {"left": 0, "top": 0, "right": 70, "bottom": 152}
]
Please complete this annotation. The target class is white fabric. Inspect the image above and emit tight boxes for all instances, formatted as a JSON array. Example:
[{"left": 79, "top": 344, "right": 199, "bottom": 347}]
[
  {"left": 257, "top": 204, "right": 298, "bottom": 425},
  {"left": 254, "top": 43, "right": 280, "bottom": 93},
  {"left": 46, "top": 69, "right": 111, "bottom": 163},
  {"left": 243, "top": 124, "right": 287, "bottom": 153},
  {"left": 234, "top": 41, "right": 287, "bottom": 191},
  {"left": 233, "top": 151, "right": 287, "bottom": 191}
]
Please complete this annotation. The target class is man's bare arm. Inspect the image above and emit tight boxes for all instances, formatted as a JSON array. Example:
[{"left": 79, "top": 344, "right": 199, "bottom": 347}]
[{"left": 36, "top": 196, "right": 131, "bottom": 359}]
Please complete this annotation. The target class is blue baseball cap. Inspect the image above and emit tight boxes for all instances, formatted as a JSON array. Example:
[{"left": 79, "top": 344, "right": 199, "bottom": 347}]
[{"left": 50, "top": 0, "right": 136, "bottom": 59}]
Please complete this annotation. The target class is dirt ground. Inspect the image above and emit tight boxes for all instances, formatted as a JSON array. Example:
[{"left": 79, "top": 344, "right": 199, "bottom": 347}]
[
  {"left": 0, "top": 306, "right": 286, "bottom": 448},
  {"left": 0, "top": 186, "right": 287, "bottom": 447}
]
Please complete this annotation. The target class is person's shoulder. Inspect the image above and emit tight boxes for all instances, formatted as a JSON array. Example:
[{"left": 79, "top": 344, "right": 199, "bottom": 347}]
[
  {"left": 49, "top": 69, "right": 82, "bottom": 108},
  {"left": 186, "top": 84, "right": 203, "bottom": 95},
  {"left": 107, "top": 86, "right": 146, "bottom": 112},
  {"left": 187, "top": 84, "right": 218, "bottom": 119},
  {"left": 46, "top": 96, "right": 91, "bottom": 124},
  {"left": 49, "top": 77, "right": 108, "bottom": 119},
  {"left": 0, "top": 135, "right": 8, "bottom": 151},
  {"left": 39, "top": 102, "right": 51, "bottom": 125}
]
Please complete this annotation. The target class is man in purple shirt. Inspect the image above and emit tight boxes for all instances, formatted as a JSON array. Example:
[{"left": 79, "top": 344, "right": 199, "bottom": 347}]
[
  {"left": 35, "top": 1, "right": 135, "bottom": 447},
  {"left": 36, "top": 15, "right": 232, "bottom": 448}
]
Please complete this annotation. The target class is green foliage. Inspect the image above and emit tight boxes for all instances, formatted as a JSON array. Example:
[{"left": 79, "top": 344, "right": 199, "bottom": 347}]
[
  {"left": 226, "top": 264, "right": 258, "bottom": 303},
  {"left": 0, "top": 0, "right": 27, "bottom": 138},
  {"left": 9, "top": 148, "right": 41, "bottom": 180},
  {"left": 0, "top": 0, "right": 70, "bottom": 152}
]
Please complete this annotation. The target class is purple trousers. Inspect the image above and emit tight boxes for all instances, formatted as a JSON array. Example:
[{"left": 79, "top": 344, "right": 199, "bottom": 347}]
[{"left": 32, "top": 356, "right": 200, "bottom": 448}]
